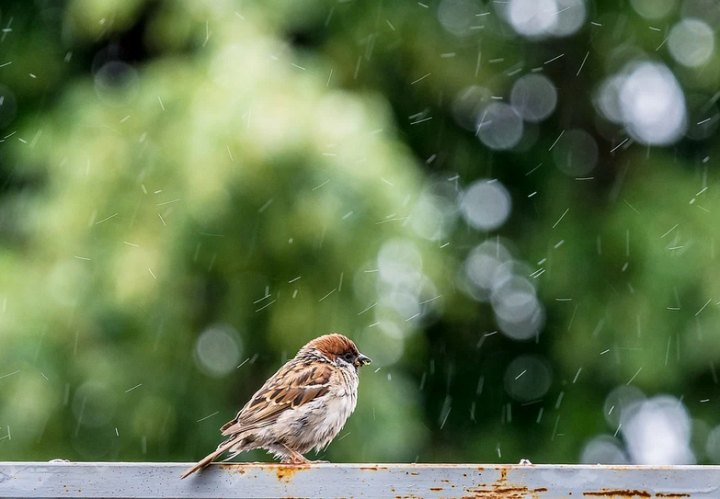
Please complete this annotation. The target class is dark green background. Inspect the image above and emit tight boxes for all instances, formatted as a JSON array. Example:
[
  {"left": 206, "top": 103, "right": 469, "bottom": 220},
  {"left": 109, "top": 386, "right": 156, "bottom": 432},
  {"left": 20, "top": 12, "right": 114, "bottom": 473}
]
[{"left": 1, "top": 0, "right": 719, "bottom": 464}]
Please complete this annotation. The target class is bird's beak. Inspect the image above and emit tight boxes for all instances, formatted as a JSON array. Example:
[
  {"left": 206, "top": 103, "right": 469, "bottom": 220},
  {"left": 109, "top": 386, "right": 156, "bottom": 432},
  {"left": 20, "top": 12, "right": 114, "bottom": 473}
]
[{"left": 355, "top": 354, "right": 372, "bottom": 367}]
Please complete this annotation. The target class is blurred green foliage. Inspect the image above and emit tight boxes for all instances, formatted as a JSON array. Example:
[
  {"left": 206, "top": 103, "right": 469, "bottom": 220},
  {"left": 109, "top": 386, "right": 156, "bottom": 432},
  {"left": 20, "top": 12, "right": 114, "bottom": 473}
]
[{"left": 1, "top": 0, "right": 720, "bottom": 465}]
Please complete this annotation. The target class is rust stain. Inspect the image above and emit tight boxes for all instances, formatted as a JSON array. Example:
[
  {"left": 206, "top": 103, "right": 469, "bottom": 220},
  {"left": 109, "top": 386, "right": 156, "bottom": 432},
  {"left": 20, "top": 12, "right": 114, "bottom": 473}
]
[
  {"left": 463, "top": 484, "right": 547, "bottom": 499},
  {"left": 219, "top": 462, "right": 312, "bottom": 482},
  {"left": 411, "top": 472, "right": 420, "bottom": 476},
  {"left": 360, "top": 466, "right": 379, "bottom": 471},
  {"left": 217, "top": 464, "right": 246, "bottom": 474},
  {"left": 583, "top": 490, "right": 651, "bottom": 498},
  {"left": 498, "top": 469, "right": 508, "bottom": 483},
  {"left": 656, "top": 494, "right": 690, "bottom": 498},
  {"left": 466, "top": 486, "right": 547, "bottom": 499},
  {"left": 430, "top": 487, "right": 444, "bottom": 491},
  {"left": 462, "top": 466, "right": 550, "bottom": 499},
  {"left": 498, "top": 487, "right": 541, "bottom": 494},
  {"left": 272, "top": 465, "right": 309, "bottom": 483}
]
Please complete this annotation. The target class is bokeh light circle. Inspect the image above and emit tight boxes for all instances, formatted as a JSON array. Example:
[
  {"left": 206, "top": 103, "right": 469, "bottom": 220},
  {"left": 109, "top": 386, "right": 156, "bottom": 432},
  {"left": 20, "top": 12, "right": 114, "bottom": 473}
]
[
  {"left": 552, "top": 129, "right": 599, "bottom": 176},
  {"left": 362, "top": 327, "right": 405, "bottom": 367},
  {"left": 464, "top": 240, "right": 514, "bottom": 300},
  {"left": 603, "top": 385, "right": 646, "bottom": 428},
  {"left": 492, "top": 276, "right": 545, "bottom": 340},
  {"left": 492, "top": 276, "right": 539, "bottom": 324},
  {"left": 438, "top": 0, "right": 481, "bottom": 37},
  {"left": 594, "top": 75, "right": 626, "bottom": 124},
  {"left": 581, "top": 435, "right": 630, "bottom": 464},
  {"left": 194, "top": 324, "right": 243, "bottom": 378},
  {"left": 503, "top": 354, "right": 552, "bottom": 402},
  {"left": 72, "top": 381, "right": 116, "bottom": 428},
  {"left": 630, "top": 0, "right": 675, "bottom": 19},
  {"left": 511, "top": 74, "right": 558, "bottom": 123},
  {"left": 682, "top": 0, "right": 720, "bottom": 26},
  {"left": 619, "top": 62, "right": 687, "bottom": 145},
  {"left": 496, "top": 306, "right": 545, "bottom": 341},
  {"left": 411, "top": 191, "right": 457, "bottom": 241},
  {"left": 477, "top": 103, "right": 524, "bottom": 150},
  {"left": 453, "top": 86, "right": 492, "bottom": 131},
  {"left": 668, "top": 19, "right": 714, "bottom": 68},
  {"left": 460, "top": 180, "right": 512, "bottom": 231},
  {"left": 505, "top": 0, "right": 585, "bottom": 38},
  {"left": 507, "top": 0, "right": 558, "bottom": 37},
  {"left": 378, "top": 239, "right": 423, "bottom": 289},
  {"left": 94, "top": 61, "right": 140, "bottom": 106},
  {"left": 706, "top": 425, "right": 720, "bottom": 463},
  {"left": 548, "top": 0, "right": 587, "bottom": 37},
  {"left": 621, "top": 395, "right": 695, "bottom": 464}
]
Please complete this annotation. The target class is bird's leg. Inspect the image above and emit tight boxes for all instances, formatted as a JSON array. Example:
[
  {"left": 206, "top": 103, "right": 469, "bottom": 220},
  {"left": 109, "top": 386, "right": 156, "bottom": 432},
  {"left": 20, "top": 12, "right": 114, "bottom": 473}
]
[{"left": 279, "top": 445, "right": 310, "bottom": 464}]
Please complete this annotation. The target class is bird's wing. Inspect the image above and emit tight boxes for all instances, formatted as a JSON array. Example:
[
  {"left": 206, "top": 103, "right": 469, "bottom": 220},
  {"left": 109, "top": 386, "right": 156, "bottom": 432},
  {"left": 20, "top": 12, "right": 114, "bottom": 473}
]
[{"left": 220, "top": 359, "right": 333, "bottom": 437}]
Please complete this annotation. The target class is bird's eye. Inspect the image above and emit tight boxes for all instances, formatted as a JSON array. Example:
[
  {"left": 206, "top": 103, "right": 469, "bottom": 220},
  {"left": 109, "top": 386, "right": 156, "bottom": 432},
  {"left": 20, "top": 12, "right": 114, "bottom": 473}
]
[{"left": 343, "top": 352, "right": 354, "bottom": 362}]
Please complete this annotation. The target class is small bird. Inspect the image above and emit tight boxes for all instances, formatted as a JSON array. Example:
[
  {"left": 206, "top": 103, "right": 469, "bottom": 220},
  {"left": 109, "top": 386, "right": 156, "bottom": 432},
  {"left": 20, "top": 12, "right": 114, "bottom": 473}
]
[{"left": 181, "top": 333, "right": 371, "bottom": 478}]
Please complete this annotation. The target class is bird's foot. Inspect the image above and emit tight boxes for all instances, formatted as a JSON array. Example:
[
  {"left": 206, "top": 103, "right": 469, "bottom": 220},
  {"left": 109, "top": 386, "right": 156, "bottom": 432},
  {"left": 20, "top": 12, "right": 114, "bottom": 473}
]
[
  {"left": 280, "top": 455, "right": 311, "bottom": 465},
  {"left": 280, "top": 457, "right": 310, "bottom": 464},
  {"left": 280, "top": 458, "right": 327, "bottom": 464},
  {"left": 277, "top": 444, "right": 313, "bottom": 464}
]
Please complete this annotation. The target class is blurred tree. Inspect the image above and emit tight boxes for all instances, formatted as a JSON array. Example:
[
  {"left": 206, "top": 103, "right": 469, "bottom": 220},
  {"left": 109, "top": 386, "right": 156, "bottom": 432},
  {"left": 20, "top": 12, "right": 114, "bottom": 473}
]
[{"left": 2, "top": 0, "right": 720, "bottom": 466}]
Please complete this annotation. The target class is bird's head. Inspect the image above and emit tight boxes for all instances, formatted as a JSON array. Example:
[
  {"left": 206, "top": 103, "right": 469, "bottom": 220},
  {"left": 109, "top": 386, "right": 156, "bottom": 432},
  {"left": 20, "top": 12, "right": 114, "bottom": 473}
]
[{"left": 303, "top": 333, "right": 372, "bottom": 369}]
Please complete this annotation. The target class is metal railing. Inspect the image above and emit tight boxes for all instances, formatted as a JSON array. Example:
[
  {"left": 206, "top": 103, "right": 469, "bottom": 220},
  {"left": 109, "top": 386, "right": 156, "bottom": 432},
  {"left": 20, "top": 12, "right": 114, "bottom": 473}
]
[{"left": 1, "top": 461, "right": 719, "bottom": 498}]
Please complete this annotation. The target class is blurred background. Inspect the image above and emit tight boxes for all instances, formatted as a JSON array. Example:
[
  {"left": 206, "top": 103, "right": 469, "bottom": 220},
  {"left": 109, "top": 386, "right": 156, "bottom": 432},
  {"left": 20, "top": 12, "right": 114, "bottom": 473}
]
[{"left": 1, "top": 0, "right": 720, "bottom": 466}]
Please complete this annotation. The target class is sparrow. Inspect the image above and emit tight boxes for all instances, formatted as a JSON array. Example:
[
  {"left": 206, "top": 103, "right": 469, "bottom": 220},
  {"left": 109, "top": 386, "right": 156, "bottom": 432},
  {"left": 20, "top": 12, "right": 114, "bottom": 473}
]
[{"left": 181, "top": 333, "right": 371, "bottom": 478}]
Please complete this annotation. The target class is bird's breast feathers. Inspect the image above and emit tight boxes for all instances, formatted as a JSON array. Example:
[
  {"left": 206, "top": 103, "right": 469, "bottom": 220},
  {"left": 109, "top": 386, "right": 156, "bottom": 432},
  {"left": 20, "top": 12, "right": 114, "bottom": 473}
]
[{"left": 274, "top": 366, "right": 358, "bottom": 452}]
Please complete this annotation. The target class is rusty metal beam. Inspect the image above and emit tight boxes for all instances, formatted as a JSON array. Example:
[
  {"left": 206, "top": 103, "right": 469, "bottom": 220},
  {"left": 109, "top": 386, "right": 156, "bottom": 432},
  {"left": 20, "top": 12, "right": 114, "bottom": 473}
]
[{"left": 1, "top": 462, "right": 719, "bottom": 498}]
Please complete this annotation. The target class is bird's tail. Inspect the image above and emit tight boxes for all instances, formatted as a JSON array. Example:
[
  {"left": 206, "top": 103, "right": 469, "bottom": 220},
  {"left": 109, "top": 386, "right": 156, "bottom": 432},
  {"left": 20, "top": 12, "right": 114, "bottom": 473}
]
[{"left": 181, "top": 439, "right": 236, "bottom": 479}]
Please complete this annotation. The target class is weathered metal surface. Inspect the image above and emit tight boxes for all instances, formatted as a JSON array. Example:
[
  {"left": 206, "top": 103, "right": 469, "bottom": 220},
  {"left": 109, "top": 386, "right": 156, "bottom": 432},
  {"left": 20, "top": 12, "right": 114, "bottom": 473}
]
[{"left": 1, "top": 462, "right": 719, "bottom": 499}]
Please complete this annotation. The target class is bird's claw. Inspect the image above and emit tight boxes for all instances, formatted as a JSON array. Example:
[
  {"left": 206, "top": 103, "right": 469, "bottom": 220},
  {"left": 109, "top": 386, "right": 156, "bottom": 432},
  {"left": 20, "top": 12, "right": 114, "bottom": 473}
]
[{"left": 280, "top": 456, "right": 328, "bottom": 465}]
